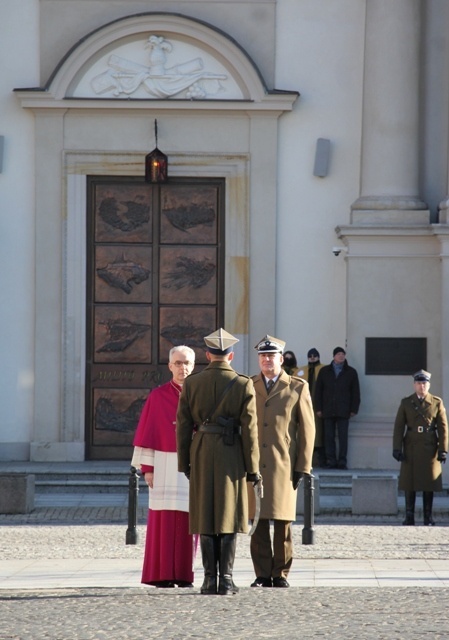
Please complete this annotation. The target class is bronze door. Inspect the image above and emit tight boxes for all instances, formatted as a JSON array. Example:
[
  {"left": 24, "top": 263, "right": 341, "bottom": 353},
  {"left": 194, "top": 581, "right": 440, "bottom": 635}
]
[{"left": 85, "top": 176, "right": 225, "bottom": 459}]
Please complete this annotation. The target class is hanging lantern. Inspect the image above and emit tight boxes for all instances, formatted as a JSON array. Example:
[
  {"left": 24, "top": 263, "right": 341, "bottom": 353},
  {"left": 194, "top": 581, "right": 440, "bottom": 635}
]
[{"left": 145, "top": 119, "right": 168, "bottom": 183}]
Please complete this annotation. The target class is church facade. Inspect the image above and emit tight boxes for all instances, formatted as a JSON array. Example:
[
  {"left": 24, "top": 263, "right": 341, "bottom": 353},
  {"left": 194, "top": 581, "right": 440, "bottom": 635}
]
[{"left": 1, "top": 1, "right": 448, "bottom": 479}]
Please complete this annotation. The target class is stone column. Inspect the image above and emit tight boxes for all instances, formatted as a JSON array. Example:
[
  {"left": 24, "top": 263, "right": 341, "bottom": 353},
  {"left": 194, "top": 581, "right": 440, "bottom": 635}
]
[{"left": 351, "top": 0, "right": 429, "bottom": 224}]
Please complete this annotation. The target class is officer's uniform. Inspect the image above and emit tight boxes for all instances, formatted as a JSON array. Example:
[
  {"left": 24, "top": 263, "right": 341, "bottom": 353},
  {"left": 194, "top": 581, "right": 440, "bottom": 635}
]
[
  {"left": 249, "top": 335, "right": 315, "bottom": 588},
  {"left": 176, "top": 328, "right": 260, "bottom": 595},
  {"left": 393, "top": 369, "right": 448, "bottom": 525}
]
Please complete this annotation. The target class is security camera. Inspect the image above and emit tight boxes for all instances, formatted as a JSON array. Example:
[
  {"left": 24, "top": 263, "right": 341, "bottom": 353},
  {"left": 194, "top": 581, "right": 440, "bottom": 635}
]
[{"left": 332, "top": 247, "right": 342, "bottom": 256}]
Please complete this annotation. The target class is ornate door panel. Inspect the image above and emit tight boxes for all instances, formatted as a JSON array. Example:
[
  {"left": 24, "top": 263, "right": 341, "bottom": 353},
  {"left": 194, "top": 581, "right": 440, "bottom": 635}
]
[{"left": 86, "top": 177, "right": 224, "bottom": 459}]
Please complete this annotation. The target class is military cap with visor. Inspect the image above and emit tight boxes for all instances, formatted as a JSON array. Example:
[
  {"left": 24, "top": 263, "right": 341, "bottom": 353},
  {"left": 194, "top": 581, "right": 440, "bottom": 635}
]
[
  {"left": 413, "top": 369, "right": 431, "bottom": 383},
  {"left": 255, "top": 335, "right": 286, "bottom": 354}
]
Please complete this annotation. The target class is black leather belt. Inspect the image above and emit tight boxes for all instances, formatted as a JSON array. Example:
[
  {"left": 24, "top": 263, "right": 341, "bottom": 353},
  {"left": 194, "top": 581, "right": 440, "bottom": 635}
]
[
  {"left": 407, "top": 426, "right": 436, "bottom": 433},
  {"left": 197, "top": 424, "right": 241, "bottom": 435}
]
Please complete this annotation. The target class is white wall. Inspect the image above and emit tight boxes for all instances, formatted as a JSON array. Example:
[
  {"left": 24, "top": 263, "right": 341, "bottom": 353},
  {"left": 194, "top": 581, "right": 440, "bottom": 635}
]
[
  {"left": 1, "top": 0, "right": 448, "bottom": 466},
  {"left": 274, "top": 0, "right": 365, "bottom": 365},
  {"left": 0, "top": 1, "right": 39, "bottom": 458}
]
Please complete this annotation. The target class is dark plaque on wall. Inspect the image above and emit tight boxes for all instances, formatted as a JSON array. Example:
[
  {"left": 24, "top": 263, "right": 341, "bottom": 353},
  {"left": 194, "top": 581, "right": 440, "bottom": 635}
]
[{"left": 365, "top": 338, "right": 427, "bottom": 375}]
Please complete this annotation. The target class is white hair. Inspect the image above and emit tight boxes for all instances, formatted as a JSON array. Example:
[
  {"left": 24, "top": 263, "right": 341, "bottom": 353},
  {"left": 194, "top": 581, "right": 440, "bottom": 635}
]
[{"left": 169, "top": 345, "right": 196, "bottom": 362}]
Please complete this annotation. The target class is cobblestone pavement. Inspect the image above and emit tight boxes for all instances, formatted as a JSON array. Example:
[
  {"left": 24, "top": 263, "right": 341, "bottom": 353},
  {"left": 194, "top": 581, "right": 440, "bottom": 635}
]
[
  {"left": 1, "top": 586, "right": 448, "bottom": 640},
  {"left": 1, "top": 508, "right": 449, "bottom": 560},
  {"left": 1, "top": 509, "right": 449, "bottom": 639}
]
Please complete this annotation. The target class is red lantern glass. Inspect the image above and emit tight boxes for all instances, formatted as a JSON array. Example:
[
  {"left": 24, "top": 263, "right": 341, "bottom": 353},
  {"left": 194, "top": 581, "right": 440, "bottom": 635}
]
[{"left": 145, "top": 147, "right": 168, "bottom": 183}]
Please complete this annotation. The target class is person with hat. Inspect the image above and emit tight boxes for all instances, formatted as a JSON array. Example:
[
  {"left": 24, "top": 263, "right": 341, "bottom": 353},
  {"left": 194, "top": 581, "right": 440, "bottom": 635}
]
[
  {"left": 249, "top": 335, "right": 315, "bottom": 588},
  {"left": 297, "top": 348, "right": 326, "bottom": 467},
  {"left": 176, "top": 328, "right": 260, "bottom": 595},
  {"left": 314, "top": 346, "right": 360, "bottom": 469},
  {"left": 392, "top": 369, "right": 448, "bottom": 526}
]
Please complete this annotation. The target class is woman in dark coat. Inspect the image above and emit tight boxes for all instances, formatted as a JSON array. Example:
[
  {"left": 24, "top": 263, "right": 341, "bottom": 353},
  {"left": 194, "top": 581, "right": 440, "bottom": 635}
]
[{"left": 393, "top": 370, "right": 448, "bottom": 525}]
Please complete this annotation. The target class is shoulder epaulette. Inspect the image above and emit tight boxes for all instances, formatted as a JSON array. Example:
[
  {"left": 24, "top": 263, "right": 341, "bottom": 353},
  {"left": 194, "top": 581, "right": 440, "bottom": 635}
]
[{"left": 291, "top": 375, "right": 306, "bottom": 384}]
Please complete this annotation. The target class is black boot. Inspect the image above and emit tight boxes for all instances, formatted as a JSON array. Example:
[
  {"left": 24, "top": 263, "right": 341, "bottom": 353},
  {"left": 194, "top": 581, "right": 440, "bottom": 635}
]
[
  {"left": 200, "top": 535, "right": 218, "bottom": 594},
  {"left": 403, "top": 491, "right": 416, "bottom": 525},
  {"left": 218, "top": 534, "right": 239, "bottom": 596},
  {"left": 423, "top": 491, "right": 435, "bottom": 526}
]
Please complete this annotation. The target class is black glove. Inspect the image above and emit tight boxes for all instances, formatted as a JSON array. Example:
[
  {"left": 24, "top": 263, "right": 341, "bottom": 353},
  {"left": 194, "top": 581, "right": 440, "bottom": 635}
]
[
  {"left": 292, "top": 471, "right": 303, "bottom": 490},
  {"left": 438, "top": 451, "right": 447, "bottom": 464},
  {"left": 392, "top": 449, "right": 404, "bottom": 462},
  {"left": 247, "top": 472, "right": 262, "bottom": 486},
  {"left": 184, "top": 468, "right": 191, "bottom": 480}
]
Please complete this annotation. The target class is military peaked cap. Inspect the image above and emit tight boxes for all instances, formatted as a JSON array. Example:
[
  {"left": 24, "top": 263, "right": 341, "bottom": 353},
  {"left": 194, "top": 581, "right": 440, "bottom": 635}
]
[
  {"left": 255, "top": 335, "right": 286, "bottom": 354},
  {"left": 413, "top": 369, "right": 431, "bottom": 382}
]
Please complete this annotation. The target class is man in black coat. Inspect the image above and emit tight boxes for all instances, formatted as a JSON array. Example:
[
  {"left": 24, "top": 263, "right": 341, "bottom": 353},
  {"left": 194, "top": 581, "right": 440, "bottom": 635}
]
[{"left": 314, "top": 347, "right": 360, "bottom": 469}]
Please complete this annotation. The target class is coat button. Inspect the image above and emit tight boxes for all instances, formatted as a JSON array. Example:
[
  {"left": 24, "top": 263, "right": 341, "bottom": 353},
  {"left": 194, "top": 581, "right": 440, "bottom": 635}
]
[{"left": 263, "top": 443, "right": 267, "bottom": 448}]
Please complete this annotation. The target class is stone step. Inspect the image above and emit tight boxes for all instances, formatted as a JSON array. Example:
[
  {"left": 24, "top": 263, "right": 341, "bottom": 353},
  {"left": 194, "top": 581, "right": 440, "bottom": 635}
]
[{"left": 3, "top": 463, "right": 449, "bottom": 506}]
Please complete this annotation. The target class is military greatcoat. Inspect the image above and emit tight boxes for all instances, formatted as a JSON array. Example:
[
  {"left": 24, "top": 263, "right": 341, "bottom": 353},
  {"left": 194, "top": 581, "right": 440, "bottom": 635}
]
[
  {"left": 249, "top": 371, "right": 316, "bottom": 521},
  {"left": 176, "top": 360, "right": 259, "bottom": 535},
  {"left": 393, "top": 392, "right": 449, "bottom": 491}
]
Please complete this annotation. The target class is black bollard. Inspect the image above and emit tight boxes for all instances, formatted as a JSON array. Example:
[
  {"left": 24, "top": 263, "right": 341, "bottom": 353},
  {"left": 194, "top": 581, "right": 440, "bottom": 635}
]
[
  {"left": 302, "top": 473, "right": 315, "bottom": 545},
  {"left": 126, "top": 466, "right": 140, "bottom": 545}
]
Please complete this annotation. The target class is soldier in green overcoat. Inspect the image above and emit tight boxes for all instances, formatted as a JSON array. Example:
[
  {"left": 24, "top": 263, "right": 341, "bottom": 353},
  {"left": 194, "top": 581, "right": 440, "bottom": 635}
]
[
  {"left": 177, "top": 328, "right": 260, "bottom": 596},
  {"left": 393, "top": 369, "right": 448, "bottom": 525}
]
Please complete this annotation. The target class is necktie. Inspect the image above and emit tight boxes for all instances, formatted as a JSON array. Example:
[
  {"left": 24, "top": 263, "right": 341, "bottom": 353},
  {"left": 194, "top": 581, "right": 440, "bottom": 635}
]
[{"left": 267, "top": 379, "right": 274, "bottom": 393}]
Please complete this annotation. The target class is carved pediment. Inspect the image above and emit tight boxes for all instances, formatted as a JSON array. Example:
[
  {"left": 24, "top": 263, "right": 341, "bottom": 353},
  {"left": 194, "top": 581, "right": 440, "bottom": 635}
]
[
  {"left": 71, "top": 33, "right": 240, "bottom": 100},
  {"left": 15, "top": 14, "right": 299, "bottom": 110}
]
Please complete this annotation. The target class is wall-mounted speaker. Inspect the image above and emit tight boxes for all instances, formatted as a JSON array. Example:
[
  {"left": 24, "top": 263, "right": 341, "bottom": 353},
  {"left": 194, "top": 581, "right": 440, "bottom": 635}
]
[{"left": 313, "top": 138, "right": 330, "bottom": 177}]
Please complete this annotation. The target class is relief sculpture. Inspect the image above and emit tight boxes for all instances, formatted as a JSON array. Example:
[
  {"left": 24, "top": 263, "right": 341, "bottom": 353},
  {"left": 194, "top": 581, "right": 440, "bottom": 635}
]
[
  {"left": 163, "top": 256, "right": 215, "bottom": 290},
  {"left": 94, "top": 395, "right": 146, "bottom": 433},
  {"left": 91, "top": 35, "right": 228, "bottom": 99},
  {"left": 160, "top": 323, "right": 213, "bottom": 348},
  {"left": 98, "top": 195, "right": 150, "bottom": 232},
  {"left": 96, "top": 318, "right": 151, "bottom": 353},
  {"left": 164, "top": 204, "right": 215, "bottom": 232},
  {"left": 97, "top": 256, "right": 150, "bottom": 294}
]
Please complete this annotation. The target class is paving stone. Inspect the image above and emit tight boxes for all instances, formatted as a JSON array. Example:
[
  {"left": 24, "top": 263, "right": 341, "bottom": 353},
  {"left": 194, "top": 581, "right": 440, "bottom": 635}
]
[{"left": 1, "top": 505, "right": 449, "bottom": 639}]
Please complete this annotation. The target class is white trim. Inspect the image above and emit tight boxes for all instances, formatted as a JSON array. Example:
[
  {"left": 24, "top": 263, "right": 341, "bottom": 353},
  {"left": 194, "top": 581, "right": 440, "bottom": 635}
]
[{"left": 63, "top": 152, "right": 250, "bottom": 452}]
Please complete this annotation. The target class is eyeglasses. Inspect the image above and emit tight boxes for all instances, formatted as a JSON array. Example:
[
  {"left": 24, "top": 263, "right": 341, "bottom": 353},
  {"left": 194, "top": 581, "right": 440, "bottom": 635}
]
[{"left": 171, "top": 361, "right": 193, "bottom": 367}]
